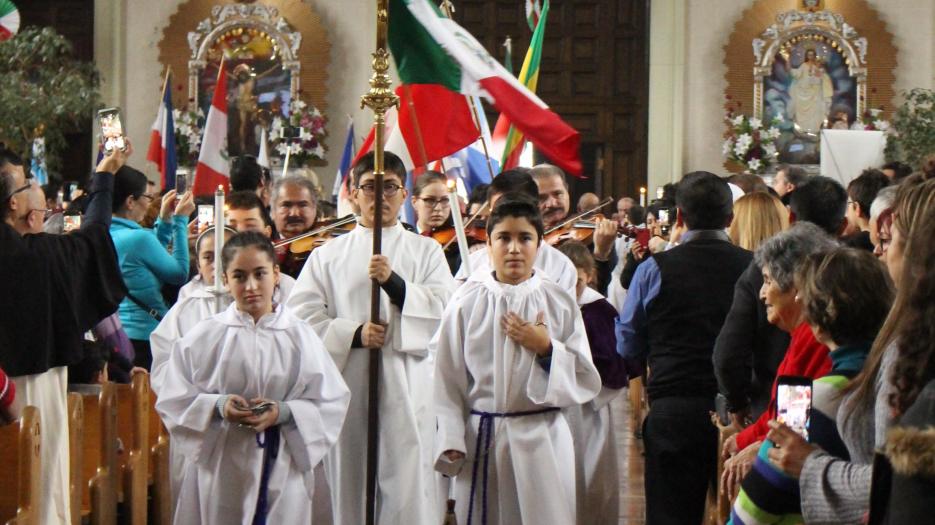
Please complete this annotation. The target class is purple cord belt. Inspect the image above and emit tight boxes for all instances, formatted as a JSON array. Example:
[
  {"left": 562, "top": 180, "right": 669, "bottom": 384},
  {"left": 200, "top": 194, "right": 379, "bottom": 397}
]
[
  {"left": 252, "top": 425, "right": 281, "bottom": 525},
  {"left": 466, "top": 407, "right": 559, "bottom": 525}
]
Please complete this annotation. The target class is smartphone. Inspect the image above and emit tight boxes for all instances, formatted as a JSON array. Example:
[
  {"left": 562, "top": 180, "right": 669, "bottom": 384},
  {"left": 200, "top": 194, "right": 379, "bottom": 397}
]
[
  {"left": 776, "top": 376, "right": 813, "bottom": 440},
  {"left": 657, "top": 208, "right": 671, "bottom": 225},
  {"left": 175, "top": 172, "right": 188, "bottom": 195},
  {"left": 635, "top": 228, "right": 651, "bottom": 251},
  {"left": 63, "top": 182, "right": 77, "bottom": 203},
  {"left": 251, "top": 402, "right": 275, "bottom": 415},
  {"left": 279, "top": 125, "right": 301, "bottom": 140},
  {"left": 63, "top": 214, "right": 82, "bottom": 233},
  {"left": 197, "top": 204, "right": 215, "bottom": 230},
  {"left": 98, "top": 107, "right": 127, "bottom": 154}
]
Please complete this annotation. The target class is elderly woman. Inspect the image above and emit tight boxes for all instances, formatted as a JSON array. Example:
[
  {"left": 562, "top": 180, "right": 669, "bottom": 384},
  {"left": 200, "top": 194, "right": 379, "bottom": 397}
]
[
  {"left": 762, "top": 172, "right": 935, "bottom": 524},
  {"left": 728, "top": 247, "right": 893, "bottom": 523},
  {"left": 720, "top": 222, "right": 838, "bottom": 497}
]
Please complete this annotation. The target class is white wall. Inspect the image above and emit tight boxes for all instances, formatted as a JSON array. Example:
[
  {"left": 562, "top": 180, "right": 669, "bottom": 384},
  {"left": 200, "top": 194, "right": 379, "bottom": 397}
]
[
  {"left": 649, "top": 0, "right": 935, "bottom": 176},
  {"left": 95, "top": 0, "right": 384, "bottom": 190}
]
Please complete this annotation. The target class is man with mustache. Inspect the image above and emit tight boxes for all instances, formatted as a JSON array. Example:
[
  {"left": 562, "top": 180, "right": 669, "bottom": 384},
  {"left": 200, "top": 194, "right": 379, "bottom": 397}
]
[
  {"left": 271, "top": 175, "right": 320, "bottom": 277},
  {"left": 531, "top": 164, "right": 618, "bottom": 294}
]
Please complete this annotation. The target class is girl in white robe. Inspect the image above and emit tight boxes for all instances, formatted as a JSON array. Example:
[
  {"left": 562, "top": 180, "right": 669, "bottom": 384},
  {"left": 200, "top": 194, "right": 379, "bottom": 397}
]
[
  {"left": 155, "top": 232, "right": 350, "bottom": 525},
  {"left": 433, "top": 195, "right": 602, "bottom": 525}
]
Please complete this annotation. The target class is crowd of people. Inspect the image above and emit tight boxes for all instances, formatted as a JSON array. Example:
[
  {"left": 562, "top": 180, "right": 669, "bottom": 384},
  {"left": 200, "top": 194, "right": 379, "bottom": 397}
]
[{"left": 1, "top": 137, "right": 933, "bottom": 525}]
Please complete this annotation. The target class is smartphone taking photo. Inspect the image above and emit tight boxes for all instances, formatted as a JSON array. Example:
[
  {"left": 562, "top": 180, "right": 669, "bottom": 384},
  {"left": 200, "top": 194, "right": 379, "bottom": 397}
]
[
  {"left": 98, "top": 108, "right": 127, "bottom": 154},
  {"left": 776, "top": 376, "right": 813, "bottom": 440},
  {"left": 197, "top": 204, "right": 215, "bottom": 231},
  {"left": 63, "top": 213, "right": 82, "bottom": 233},
  {"left": 176, "top": 172, "right": 188, "bottom": 195}
]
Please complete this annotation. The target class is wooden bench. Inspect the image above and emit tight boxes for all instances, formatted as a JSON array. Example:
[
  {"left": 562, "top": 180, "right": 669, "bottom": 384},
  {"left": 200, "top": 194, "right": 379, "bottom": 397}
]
[
  {"left": 148, "top": 389, "right": 171, "bottom": 525},
  {"left": 71, "top": 383, "right": 118, "bottom": 525},
  {"left": 115, "top": 374, "right": 150, "bottom": 525},
  {"left": 67, "top": 393, "right": 84, "bottom": 525},
  {"left": 0, "top": 406, "right": 41, "bottom": 525}
]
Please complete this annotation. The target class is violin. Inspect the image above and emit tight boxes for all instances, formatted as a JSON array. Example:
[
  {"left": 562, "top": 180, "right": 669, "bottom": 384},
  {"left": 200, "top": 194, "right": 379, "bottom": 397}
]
[
  {"left": 273, "top": 214, "right": 358, "bottom": 258},
  {"left": 544, "top": 198, "right": 619, "bottom": 246},
  {"left": 426, "top": 202, "right": 490, "bottom": 249}
]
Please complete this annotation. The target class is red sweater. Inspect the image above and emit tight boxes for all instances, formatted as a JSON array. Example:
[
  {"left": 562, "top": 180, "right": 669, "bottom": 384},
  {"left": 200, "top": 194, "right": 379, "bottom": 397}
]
[
  {"left": 735, "top": 322, "right": 832, "bottom": 449},
  {"left": 0, "top": 366, "right": 14, "bottom": 410}
]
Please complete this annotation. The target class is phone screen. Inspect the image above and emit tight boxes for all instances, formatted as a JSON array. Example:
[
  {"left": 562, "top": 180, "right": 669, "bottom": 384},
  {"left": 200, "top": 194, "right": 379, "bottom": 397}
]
[
  {"left": 777, "top": 380, "right": 812, "bottom": 440},
  {"left": 197, "top": 204, "right": 215, "bottom": 230},
  {"left": 657, "top": 208, "right": 670, "bottom": 225},
  {"left": 63, "top": 214, "right": 82, "bottom": 233},
  {"left": 176, "top": 172, "right": 188, "bottom": 195},
  {"left": 63, "top": 182, "right": 77, "bottom": 203},
  {"left": 98, "top": 108, "right": 126, "bottom": 153}
]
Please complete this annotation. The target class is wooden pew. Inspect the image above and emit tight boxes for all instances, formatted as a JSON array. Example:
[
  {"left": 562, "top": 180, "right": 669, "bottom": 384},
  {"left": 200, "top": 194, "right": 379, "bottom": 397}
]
[
  {"left": 67, "top": 393, "right": 84, "bottom": 525},
  {"left": 115, "top": 374, "right": 150, "bottom": 525},
  {"left": 0, "top": 406, "right": 41, "bottom": 525},
  {"left": 71, "top": 383, "right": 118, "bottom": 525},
  {"left": 148, "top": 389, "right": 171, "bottom": 525},
  {"left": 704, "top": 415, "right": 741, "bottom": 525}
]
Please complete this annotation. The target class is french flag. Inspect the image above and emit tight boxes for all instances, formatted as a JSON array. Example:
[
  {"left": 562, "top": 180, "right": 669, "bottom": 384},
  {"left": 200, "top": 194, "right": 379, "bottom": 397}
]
[
  {"left": 146, "top": 74, "right": 178, "bottom": 190},
  {"left": 331, "top": 117, "right": 356, "bottom": 203},
  {"left": 193, "top": 61, "right": 230, "bottom": 196}
]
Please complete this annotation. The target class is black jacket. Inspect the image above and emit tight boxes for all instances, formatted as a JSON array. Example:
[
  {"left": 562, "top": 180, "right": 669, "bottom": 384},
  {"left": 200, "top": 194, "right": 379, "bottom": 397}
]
[{"left": 713, "top": 260, "right": 791, "bottom": 417}]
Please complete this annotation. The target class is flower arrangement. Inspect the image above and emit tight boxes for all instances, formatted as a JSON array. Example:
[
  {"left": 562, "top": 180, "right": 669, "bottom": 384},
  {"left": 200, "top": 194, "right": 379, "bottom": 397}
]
[
  {"left": 172, "top": 103, "right": 204, "bottom": 167},
  {"left": 270, "top": 99, "right": 327, "bottom": 167},
  {"left": 723, "top": 113, "right": 783, "bottom": 174},
  {"left": 857, "top": 107, "right": 892, "bottom": 132}
]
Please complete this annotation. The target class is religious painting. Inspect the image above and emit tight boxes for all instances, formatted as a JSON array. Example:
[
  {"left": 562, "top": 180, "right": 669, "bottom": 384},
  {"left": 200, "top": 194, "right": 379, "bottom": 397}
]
[
  {"left": 763, "top": 34, "right": 857, "bottom": 165},
  {"left": 197, "top": 26, "right": 292, "bottom": 157}
]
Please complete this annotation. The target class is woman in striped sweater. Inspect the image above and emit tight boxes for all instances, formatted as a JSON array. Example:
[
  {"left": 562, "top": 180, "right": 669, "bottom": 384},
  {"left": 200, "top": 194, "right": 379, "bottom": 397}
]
[{"left": 729, "top": 248, "right": 894, "bottom": 525}]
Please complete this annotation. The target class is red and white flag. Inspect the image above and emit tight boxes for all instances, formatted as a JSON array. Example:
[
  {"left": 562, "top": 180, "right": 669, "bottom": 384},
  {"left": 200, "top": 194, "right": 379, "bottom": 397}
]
[{"left": 193, "top": 61, "right": 230, "bottom": 196}]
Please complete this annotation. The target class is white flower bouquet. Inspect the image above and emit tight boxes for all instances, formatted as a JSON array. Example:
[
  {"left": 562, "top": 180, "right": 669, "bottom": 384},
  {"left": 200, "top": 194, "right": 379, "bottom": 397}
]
[
  {"left": 723, "top": 112, "right": 782, "bottom": 174},
  {"left": 173, "top": 104, "right": 205, "bottom": 167},
  {"left": 270, "top": 99, "right": 327, "bottom": 167}
]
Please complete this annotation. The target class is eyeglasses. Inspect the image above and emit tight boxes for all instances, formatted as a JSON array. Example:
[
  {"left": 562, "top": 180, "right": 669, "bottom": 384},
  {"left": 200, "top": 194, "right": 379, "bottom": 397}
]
[
  {"left": 6, "top": 181, "right": 32, "bottom": 200},
  {"left": 418, "top": 197, "right": 450, "bottom": 209},
  {"left": 357, "top": 183, "right": 402, "bottom": 197}
]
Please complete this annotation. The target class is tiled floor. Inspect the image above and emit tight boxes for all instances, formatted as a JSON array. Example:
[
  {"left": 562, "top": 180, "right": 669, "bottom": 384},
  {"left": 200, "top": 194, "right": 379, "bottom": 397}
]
[{"left": 613, "top": 391, "right": 646, "bottom": 524}]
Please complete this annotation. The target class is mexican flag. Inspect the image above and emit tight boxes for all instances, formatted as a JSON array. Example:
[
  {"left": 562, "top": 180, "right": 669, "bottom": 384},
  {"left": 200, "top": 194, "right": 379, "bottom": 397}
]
[
  {"left": 388, "top": 0, "right": 581, "bottom": 176},
  {"left": 0, "top": 0, "right": 20, "bottom": 42}
]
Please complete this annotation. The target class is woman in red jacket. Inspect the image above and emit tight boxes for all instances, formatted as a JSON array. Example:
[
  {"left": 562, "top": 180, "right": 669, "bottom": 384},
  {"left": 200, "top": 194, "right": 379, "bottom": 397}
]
[{"left": 720, "top": 222, "right": 838, "bottom": 497}]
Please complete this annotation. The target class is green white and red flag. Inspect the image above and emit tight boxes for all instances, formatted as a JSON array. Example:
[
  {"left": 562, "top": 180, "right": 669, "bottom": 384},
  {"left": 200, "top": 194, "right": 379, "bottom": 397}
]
[
  {"left": 0, "top": 0, "right": 20, "bottom": 42},
  {"left": 388, "top": 0, "right": 581, "bottom": 176}
]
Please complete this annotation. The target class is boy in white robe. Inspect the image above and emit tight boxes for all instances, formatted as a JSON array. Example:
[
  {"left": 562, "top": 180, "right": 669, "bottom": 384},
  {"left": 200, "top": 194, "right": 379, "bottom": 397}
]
[
  {"left": 454, "top": 170, "right": 577, "bottom": 296},
  {"left": 286, "top": 151, "right": 456, "bottom": 525},
  {"left": 156, "top": 232, "right": 349, "bottom": 525},
  {"left": 433, "top": 194, "right": 602, "bottom": 525}
]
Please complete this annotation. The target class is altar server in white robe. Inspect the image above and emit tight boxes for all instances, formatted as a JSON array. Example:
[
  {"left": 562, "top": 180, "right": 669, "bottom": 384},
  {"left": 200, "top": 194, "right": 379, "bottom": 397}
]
[
  {"left": 433, "top": 194, "right": 602, "bottom": 525},
  {"left": 156, "top": 232, "right": 350, "bottom": 525},
  {"left": 454, "top": 169, "right": 577, "bottom": 297},
  {"left": 287, "top": 151, "right": 456, "bottom": 525}
]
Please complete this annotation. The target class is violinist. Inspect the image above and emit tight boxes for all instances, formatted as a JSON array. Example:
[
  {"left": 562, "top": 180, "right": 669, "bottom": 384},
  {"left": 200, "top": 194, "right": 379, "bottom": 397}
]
[
  {"left": 226, "top": 191, "right": 296, "bottom": 298},
  {"left": 531, "top": 164, "right": 618, "bottom": 295},
  {"left": 411, "top": 171, "right": 462, "bottom": 274},
  {"left": 271, "top": 175, "right": 320, "bottom": 277},
  {"left": 454, "top": 169, "right": 578, "bottom": 298}
]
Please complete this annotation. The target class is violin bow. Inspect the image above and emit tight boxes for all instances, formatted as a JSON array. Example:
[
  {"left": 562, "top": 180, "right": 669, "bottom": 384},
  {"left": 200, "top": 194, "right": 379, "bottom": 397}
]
[
  {"left": 442, "top": 201, "right": 490, "bottom": 250},
  {"left": 543, "top": 197, "right": 614, "bottom": 235}
]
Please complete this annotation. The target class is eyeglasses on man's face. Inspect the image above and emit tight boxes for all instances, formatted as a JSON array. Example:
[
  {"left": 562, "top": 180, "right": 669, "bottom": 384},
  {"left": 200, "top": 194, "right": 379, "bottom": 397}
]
[{"left": 357, "top": 183, "right": 403, "bottom": 197}]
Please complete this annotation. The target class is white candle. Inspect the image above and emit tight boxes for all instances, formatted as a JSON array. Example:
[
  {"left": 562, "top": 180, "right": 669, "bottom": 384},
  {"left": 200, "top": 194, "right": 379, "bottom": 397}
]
[
  {"left": 447, "top": 180, "right": 472, "bottom": 276},
  {"left": 214, "top": 186, "right": 225, "bottom": 312},
  {"left": 639, "top": 187, "right": 647, "bottom": 207}
]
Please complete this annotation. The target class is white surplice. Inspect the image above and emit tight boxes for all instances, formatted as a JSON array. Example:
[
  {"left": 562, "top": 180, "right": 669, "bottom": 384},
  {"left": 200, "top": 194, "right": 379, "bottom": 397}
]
[
  {"left": 432, "top": 271, "right": 602, "bottom": 525},
  {"left": 455, "top": 242, "right": 578, "bottom": 298},
  {"left": 154, "top": 303, "right": 350, "bottom": 525},
  {"left": 286, "top": 222, "right": 456, "bottom": 525},
  {"left": 563, "top": 286, "right": 624, "bottom": 525}
]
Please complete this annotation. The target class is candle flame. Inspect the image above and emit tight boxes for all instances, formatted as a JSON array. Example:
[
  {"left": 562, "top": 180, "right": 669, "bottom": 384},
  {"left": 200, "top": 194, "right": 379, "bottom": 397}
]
[{"left": 640, "top": 187, "right": 647, "bottom": 194}]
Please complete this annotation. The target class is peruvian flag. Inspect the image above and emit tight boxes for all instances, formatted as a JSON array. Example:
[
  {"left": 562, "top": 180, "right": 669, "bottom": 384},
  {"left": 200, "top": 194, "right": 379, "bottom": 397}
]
[
  {"left": 146, "top": 73, "right": 178, "bottom": 191},
  {"left": 192, "top": 61, "right": 230, "bottom": 196},
  {"left": 388, "top": 0, "right": 581, "bottom": 175}
]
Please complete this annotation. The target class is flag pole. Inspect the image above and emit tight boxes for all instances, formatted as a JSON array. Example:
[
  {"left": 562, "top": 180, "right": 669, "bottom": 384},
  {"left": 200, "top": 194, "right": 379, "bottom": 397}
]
[
  {"left": 439, "top": 1, "right": 495, "bottom": 182},
  {"left": 360, "top": 2, "right": 398, "bottom": 524}
]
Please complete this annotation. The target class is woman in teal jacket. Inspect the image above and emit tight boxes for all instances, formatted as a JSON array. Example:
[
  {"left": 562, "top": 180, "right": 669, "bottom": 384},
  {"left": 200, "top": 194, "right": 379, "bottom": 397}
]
[{"left": 110, "top": 166, "right": 194, "bottom": 369}]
